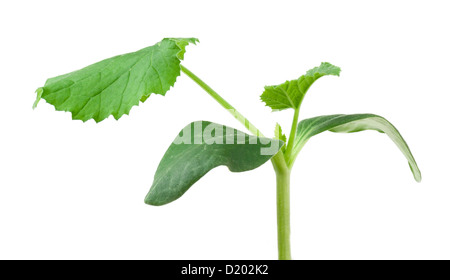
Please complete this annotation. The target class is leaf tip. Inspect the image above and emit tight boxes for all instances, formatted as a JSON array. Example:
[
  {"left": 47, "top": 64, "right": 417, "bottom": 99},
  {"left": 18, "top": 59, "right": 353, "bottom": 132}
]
[
  {"left": 144, "top": 190, "right": 165, "bottom": 206},
  {"left": 33, "top": 87, "right": 44, "bottom": 110},
  {"left": 274, "top": 123, "right": 287, "bottom": 153},
  {"left": 409, "top": 163, "right": 422, "bottom": 183},
  {"left": 320, "top": 62, "right": 341, "bottom": 77}
]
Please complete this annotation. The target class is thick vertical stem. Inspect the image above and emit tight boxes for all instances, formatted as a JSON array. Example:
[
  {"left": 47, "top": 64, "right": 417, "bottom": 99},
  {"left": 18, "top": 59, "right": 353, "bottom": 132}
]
[{"left": 276, "top": 168, "right": 291, "bottom": 260}]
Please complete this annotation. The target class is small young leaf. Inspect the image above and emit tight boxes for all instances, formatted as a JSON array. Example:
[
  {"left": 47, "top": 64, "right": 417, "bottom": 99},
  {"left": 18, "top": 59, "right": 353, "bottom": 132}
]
[
  {"left": 145, "top": 121, "right": 284, "bottom": 206},
  {"left": 261, "top": 62, "right": 340, "bottom": 111},
  {"left": 32, "top": 87, "right": 43, "bottom": 109},
  {"left": 292, "top": 114, "right": 421, "bottom": 182},
  {"left": 34, "top": 37, "right": 198, "bottom": 122},
  {"left": 274, "top": 123, "right": 287, "bottom": 153}
]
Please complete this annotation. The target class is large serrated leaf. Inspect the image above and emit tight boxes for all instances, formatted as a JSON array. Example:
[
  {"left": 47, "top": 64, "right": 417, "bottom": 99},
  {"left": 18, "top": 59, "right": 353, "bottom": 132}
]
[
  {"left": 261, "top": 62, "right": 340, "bottom": 111},
  {"left": 34, "top": 38, "right": 198, "bottom": 122},
  {"left": 145, "top": 121, "right": 284, "bottom": 206},
  {"left": 292, "top": 114, "right": 421, "bottom": 182}
]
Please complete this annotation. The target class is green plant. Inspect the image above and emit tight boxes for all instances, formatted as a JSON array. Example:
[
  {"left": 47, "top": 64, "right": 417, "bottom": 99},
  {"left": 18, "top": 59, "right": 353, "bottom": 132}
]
[{"left": 34, "top": 37, "right": 421, "bottom": 260}]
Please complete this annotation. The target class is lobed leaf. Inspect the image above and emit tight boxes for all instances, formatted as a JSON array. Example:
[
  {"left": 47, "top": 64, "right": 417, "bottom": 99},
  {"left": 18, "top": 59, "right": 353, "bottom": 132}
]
[
  {"left": 145, "top": 121, "right": 284, "bottom": 206},
  {"left": 260, "top": 62, "right": 340, "bottom": 111},
  {"left": 292, "top": 114, "right": 421, "bottom": 182},
  {"left": 34, "top": 38, "right": 198, "bottom": 122}
]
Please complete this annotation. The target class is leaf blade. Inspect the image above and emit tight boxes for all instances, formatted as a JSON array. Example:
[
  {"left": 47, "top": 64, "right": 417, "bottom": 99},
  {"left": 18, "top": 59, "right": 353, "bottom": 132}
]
[
  {"left": 145, "top": 121, "right": 284, "bottom": 206},
  {"left": 35, "top": 38, "right": 198, "bottom": 122},
  {"left": 292, "top": 114, "right": 421, "bottom": 182},
  {"left": 260, "top": 62, "right": 340, "bottom": 111}
]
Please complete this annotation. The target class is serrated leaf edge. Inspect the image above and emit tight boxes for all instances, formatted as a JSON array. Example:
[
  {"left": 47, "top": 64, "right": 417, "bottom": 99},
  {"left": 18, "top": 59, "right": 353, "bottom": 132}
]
[{"left": 34, "top": 37, "right": 199, "bottom": 123}]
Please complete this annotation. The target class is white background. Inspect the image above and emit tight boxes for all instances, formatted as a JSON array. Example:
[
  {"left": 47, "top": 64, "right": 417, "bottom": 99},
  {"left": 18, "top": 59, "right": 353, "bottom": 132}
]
[{"left": 1, "top": 0, "right": 449, "bottom": 260}]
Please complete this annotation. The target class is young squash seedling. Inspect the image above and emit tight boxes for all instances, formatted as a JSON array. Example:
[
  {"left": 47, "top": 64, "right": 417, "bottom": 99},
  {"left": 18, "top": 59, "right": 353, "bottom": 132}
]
[{"left": 34, "top": 38, "right": 421, "bottom": 260}]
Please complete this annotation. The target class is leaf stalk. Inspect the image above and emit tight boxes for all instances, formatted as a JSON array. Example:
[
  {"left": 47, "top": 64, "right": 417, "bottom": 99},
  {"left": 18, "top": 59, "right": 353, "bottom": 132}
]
[{"left": 180, "top": 65, "right": 263, "bottom": 137}]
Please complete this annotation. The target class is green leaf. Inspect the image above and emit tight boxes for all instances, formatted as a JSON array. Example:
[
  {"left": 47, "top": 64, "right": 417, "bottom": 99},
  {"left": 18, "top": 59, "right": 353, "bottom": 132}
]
[
  {"left": 292, "top": 114, "right": 421, "bottom": 182},
  {"left": 260, "top": 62, "right": 340, "bottom": 111},
  {"left": 145, "top": 121, "right": 284, "bottom": 206},
  {"left": 34, "top": 37, "right": 198, "bottom": 122},
  {"left": 32, "top": 87, "right": 43, "bottom": 110},
  {"left": 274, "top": 123, "right": 287, "bottom": 153}
]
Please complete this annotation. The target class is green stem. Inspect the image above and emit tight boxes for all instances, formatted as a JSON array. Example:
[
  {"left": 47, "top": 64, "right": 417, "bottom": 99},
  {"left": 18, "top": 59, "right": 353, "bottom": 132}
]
[
  {"left": 276, "top": 168, "right": 291, "bottom": 260},
  {"left": 284, "top": 107, "right": 300, "bottom": 162},
  {"left": 180, "top": 65, "right": 263, "bottom": 137},
  {"left": 274, "top": 107, "right": 298, "bottom": 260},
  {"left": 271, "top": 150, "right": 291, "bottom": 260},
  {"left": 180, "top": 64, "right": 291, "bottom": 260}
]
